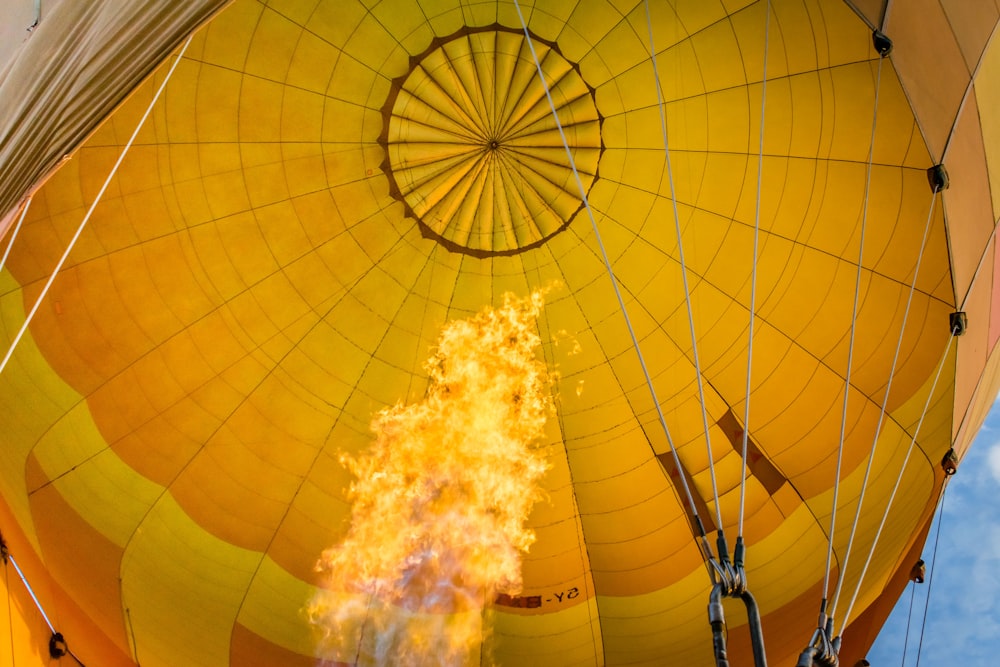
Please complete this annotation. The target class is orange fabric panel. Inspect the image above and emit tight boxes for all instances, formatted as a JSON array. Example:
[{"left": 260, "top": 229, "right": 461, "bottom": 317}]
[
  {"left": 939, "top": 0, "right": 999, "bottom": 71},
  {"left": 230, "top": 623, "right": 317, "bottom": 667},
  {"left": 885, "top": 0, "right": 972, "bottom": 160},
  {"left": 27, "top": 454, "right": 131, "bottom": 656},
  {"left": 941, "top": 90, "right": 995, "bottom": 303},
  {"left": 846, "top": 0, "right": 886, "bottom": 28},
  {"left": 0, "top": 492, "right": 134, "bottom": 667}
]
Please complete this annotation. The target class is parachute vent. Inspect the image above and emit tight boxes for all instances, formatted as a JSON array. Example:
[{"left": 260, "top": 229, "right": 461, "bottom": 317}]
[
  {"left": 872, "top": 30, "right": 893, "bottom": 56},
  {"left": 950, "top": 311, "right": 967, "bottom": 336},
  {"left": 927, "top": 164, "right": 950, "bottom": 192},
  {"left": 378, "top": 26, "right": 602, "bottom": 258}
]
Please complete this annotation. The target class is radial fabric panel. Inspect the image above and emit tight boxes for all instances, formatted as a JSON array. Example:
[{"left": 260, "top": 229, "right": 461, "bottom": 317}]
[{"left": 2, "top": 0, "right": 1000, "bottom": 666}]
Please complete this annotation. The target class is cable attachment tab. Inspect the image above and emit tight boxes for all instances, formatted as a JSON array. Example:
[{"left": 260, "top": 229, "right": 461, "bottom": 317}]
[
  {"left": 927, "top": 164, "right": 950, "bottom": 193},
  {"left": 796, "top": 614, "right": 840, "bottom": 667},
  {"left": 0, "top": 531, "right": 8, "bottom": 564},
  {"left": 941, "top": 448, "right": 959, "bottom": 476},
  {"left": 49, "top": 632, "right": 68, "bottom": 658},
  {"left": 872, "top": 30, "right": 892, "bottom": 57},
  {"left": 949, "top": 311, "right": 967, "bottom": 336},
  {"left": 707, "top": 535, "right": 768, "bottom": 667},
  {"left": 909, "top": 559, "right": 926, "bottom": 583}
]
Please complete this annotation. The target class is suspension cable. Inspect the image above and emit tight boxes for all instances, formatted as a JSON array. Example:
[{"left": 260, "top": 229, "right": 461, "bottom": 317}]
[
  {"left": 913, "top": 480, "right": 949, "bottom": 667},
  {"left": 701, "top": 4, "right": 772, "bottom": 664},
  {"left": 7, "top": 555, "right": 55, "bottom": 634},
  {"left": 0, "top": 35, "right": 192, "bottom": 379},
  {"left": 738, "top": 0, "right": 770, "bottom": 541},
  {"left": 828, "top": 52, "right": 925, "bottom": 620},
  {"left": 840, "top": 328, "right": 957, "bottom": 631},
  {"left": 510, "top": 0, "right": 712, "bottom": 557},
  {"left": 900, "top": 578, "right": 918, "bottom": 667},
  {"left": 7, "top": 552, "right": 87, "bottom": 666},
  {"left": 641, "top": 0, "right": 723, "bottom": 533},
  {"left": 795, "top": 38, "right": 894, "bottom": 667},
  {"left": 0, "top": 197, "right": 31, "bottom": 276},
  {"left": 831, "top": 181, "right": 936, "bottom": 622},
  {"left": 797, "top": 327, "right": 955, "bottom": 667},
  {"left": 821, "top": 46, "right": 887, "bottom": 616}
]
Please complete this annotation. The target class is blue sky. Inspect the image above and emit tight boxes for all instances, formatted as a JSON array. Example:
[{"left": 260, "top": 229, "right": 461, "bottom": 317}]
[{"left": 867, "top": 397, "right": 1000, "bottom": 665}]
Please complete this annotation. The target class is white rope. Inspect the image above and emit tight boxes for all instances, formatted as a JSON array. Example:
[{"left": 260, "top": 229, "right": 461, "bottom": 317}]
[
  {"left": 899, "top": 576, "right": 918, "bottom": 667},
  {"left": 821, "top": 54, "right": 882, "bottom": 609},
  {"left": 831, "top": 185, "right": 937, "bottom": 624},
  {"left": 829, "top": 56, "right": 893, "bottom": 618},
  {"left": 0, "top": 197, "right": 32, "bottom": 275},
  {"left": 511, "top": 0, "right": 709, "bottom": 541},
  {"left": 0, "top": 35, "right": 192, "bottom": 378},
  {"left": 738, "top": 0, "right": 770, "bottom": 537},
  {"left": 913, "top": 480, "right": 950, "bottom": 667},
  {"left": 7, "top": 555, "right": 55, "bottom": 633},
  {"left": 831, "top": 181, "right": 936, "bottom": 620},
  {"left": 839, "top": 331, "right": 956, "bottom": 631},
  {"left": 641, "top": 0, "right": 722, "bottom": 530}
]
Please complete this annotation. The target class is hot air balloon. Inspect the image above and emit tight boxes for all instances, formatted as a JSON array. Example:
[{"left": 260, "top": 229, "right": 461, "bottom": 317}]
[{"left": 2, "top": 0, "right": 1000, "bottom": 665}]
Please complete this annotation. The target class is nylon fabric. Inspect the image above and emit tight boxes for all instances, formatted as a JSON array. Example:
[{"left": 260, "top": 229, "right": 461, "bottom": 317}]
[{"left": 1, "top": 1, "right": 999, "bottom": 666}]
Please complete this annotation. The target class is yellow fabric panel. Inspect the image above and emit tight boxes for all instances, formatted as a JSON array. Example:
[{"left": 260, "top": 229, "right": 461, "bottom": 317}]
[
  {"left": 978, "top": 36, "right": 1000, "bottom": 222},
  {"left": 2, "top": 0, "right": 985, "bottom": 665},
  {"left": 28, "top": 470, "right": 132, "bottom": 655},
  {"left": 237, "top": 556, "right": 317, "bottom": 656},
  {"left": 37, "top": 442, "right": 160, "bottom": 548},
  {"left": 890, "top": 343, "right": 958, "bottom": 450},
  {"left": 265, "top": 456, "right": 352, "bottom": 583},
  {"left": 599, "top": 580, "right": 709, "bottom": 665},
  {"left": 737, "top": 503, "right": 830, "bottom": 612},
  {"left": 494, "top": 596, "right": 603, "bottom": 665},
  {"left": 0, "top": 275, "right": 81, "bottom": 552},
  {"left": 817, "top": 423, "right": 936, "bottom": 619},
  {"left": 121, "top": 493, "right": 261, "bottom": 667}
]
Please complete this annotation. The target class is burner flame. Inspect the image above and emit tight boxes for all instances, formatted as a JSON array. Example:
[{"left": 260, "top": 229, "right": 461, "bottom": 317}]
[{"left": 309, "top": 291, "right": 555, "bottom": 666}]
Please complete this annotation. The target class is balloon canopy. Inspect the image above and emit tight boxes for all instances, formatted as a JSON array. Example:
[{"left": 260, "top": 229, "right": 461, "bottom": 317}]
[{"left": 3, "top": 0, "right": 1000, "bottom": 665}]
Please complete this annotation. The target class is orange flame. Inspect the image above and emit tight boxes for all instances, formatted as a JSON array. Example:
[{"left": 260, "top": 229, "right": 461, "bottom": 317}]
[{"left": 309, "top": 291, "right": 554, "bottom": 666}]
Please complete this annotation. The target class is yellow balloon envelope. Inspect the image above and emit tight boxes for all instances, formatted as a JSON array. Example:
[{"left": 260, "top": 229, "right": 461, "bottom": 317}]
[{"left": 2, "top": 0, "right": 1000, "bottom": 665}]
